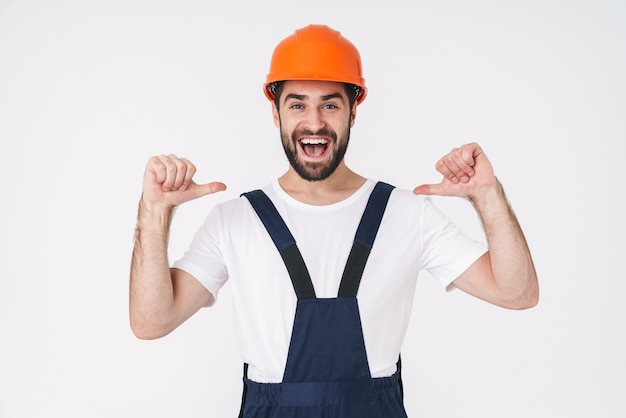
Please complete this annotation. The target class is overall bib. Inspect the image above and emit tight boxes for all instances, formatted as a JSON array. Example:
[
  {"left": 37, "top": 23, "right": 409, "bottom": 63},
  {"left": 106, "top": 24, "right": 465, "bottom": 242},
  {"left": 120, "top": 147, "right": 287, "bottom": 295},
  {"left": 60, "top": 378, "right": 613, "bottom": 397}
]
[{"left": 240, "top": 182, "right": 407, "bottom": 418}]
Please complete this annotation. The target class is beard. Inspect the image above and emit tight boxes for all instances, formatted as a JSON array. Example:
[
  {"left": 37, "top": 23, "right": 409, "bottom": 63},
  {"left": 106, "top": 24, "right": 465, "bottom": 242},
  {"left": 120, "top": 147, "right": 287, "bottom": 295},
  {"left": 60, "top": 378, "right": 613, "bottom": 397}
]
[{"left": 281, "top": 125, "right": 350, "bottom": 182}]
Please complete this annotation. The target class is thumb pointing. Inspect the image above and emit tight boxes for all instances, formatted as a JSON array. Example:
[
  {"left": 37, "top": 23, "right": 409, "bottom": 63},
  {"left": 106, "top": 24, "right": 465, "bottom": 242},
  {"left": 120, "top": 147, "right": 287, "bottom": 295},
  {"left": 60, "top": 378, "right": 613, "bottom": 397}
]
[
  {"left": 193, "top": 181, "right": 227, "bottom": 198},
  {"left": 413, "top": 183, "right": 440, "bottom": 195}
]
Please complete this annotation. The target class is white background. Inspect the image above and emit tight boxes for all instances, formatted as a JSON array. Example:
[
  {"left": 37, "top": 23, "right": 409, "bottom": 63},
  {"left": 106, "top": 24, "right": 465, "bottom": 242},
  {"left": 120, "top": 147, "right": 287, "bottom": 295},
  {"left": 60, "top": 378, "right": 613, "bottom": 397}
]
[{"left": 1, "top": 0, "right": 625, "bottom": 417}]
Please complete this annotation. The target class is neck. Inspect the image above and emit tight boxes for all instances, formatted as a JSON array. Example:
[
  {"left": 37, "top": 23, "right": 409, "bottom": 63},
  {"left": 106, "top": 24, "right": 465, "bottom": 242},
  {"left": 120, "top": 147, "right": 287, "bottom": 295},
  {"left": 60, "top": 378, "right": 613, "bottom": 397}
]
[{"left": 278, "top": 162, "right": 367, "bottom": 205}]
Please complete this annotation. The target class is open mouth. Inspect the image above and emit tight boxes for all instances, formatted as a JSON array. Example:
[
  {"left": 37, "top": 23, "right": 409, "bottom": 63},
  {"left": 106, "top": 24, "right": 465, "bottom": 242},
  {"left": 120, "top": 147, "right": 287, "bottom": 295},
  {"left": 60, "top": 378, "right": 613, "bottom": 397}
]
[{"left": 299, "top": 138, "right": 329, "bottom": 158}]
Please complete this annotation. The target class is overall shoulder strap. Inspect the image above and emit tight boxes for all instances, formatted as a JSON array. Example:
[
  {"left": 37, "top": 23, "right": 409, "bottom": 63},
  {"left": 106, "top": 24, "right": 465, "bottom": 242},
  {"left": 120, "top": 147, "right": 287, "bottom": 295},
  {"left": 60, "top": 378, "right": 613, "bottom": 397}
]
[
  {"left": 337, "top": 181, "right": 395, "bottom": 298},
  {"left": 242, "top": 190, "right": 316, "bottom": 300}
]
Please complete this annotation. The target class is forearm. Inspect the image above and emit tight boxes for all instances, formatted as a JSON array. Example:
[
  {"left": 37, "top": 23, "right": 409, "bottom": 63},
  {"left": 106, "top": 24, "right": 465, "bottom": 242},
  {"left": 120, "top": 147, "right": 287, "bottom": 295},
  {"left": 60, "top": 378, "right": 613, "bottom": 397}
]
[
  {"left": 129, "top": 198, "right": 177, "bottom": 339},
  {"left": 471, "top": 180, "right": 539, "bottom": 308}
]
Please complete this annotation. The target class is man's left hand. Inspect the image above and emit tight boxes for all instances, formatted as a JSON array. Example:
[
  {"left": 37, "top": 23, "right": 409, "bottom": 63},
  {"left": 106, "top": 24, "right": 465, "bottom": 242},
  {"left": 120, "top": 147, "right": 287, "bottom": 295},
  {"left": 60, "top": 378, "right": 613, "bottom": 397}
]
[{"left": 413, "top": 142, "right": 498, "bottom": 201}]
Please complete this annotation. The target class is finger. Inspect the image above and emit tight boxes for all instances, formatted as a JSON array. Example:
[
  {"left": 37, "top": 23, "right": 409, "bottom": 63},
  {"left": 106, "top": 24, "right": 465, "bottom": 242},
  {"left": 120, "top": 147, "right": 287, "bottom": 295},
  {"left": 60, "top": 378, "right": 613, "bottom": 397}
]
[
  {"left": 450, "top": 149, "right": 475, "bottom": 183},
  {"left": 169, "top": 154, "right": 188, "bottom": 191},
  {"left": 166, "top": 156, "right": 196, "bottom": 191},
  {"left": 145, "top": 155, "right": 172, "bottom": 187},
  {"left": 157, "top": 154, "right": 184, "bottom": 191},
  {"left": 438, "top": 148, "right": 475, "bottom": 184},
  {"left": 177, "top": 157, "right": 196, "bottom": 191},
  {"left": 460, "top": 144, "right": 477, "bottom": 167},
  {"left": 435, "top": 157, "right": 462, "bottom": 184},
  {"left": 191, "top": 181, "right": 227, "bottom": 199},
  {"left": 413, "top": 183, "right": 444, "bottom": 196}
]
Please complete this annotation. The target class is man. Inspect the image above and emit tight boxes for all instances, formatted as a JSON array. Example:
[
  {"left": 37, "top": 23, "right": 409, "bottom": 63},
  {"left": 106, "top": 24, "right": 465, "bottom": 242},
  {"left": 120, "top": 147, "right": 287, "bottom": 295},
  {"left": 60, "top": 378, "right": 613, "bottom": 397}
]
[{"left": 130, "top": 24, "right": 538, "bottom": 418}]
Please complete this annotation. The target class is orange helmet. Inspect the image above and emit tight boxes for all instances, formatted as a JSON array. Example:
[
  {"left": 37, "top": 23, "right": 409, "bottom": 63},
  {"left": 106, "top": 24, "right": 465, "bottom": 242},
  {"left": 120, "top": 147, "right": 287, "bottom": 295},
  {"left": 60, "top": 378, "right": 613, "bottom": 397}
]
[{"left": 264, "top": 24, "right": 367, "bottom": 105}]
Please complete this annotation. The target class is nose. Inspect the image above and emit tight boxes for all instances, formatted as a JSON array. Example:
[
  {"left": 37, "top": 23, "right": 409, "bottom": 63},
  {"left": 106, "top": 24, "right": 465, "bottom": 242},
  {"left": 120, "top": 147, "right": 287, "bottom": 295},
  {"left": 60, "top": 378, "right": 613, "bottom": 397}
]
[{"left": 302, "top": 108, "right": 326, "bottom": 134}]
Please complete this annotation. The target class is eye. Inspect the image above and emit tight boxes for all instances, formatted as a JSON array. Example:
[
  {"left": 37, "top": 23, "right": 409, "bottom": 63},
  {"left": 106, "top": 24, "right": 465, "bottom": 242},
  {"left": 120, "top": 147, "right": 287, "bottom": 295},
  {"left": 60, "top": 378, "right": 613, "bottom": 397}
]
[
  {"left": 289, "top": 103, "right": 304, "bottom": 110},
  {"left": 322, "top": 103, "right": 338, "bottom": 110}
]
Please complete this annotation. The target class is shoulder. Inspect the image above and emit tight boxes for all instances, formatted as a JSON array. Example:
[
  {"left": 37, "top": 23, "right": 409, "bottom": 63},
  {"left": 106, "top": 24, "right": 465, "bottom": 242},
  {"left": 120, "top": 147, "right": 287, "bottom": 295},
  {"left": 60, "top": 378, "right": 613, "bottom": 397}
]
[
  {"left": 377, "top": 183, "right": 456, "bottom": 234},
  {"left": 214, "top": 182, "right": 276, "bottom": 213},
  {"left": 384, "top": 184, "right": 430, "bottom": 214},
  {"left": 197, "top": 192, "right": 261, "bottom": 235},
  {"left": 211, "top": 194, "right": 252, "bottom": 216}
]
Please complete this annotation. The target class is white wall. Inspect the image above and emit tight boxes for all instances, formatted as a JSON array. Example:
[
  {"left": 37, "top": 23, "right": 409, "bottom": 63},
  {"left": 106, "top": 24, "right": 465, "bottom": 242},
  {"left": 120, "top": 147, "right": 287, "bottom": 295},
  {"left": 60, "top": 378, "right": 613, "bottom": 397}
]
[{"left": 1, "top": 0, "right": 624, "bottom": 417}]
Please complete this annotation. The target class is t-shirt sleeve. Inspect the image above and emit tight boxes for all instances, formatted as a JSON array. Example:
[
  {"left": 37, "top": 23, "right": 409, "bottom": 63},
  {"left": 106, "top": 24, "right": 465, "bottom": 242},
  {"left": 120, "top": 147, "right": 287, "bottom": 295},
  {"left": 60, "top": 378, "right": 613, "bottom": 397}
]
[
  {"left": 419, "top": 197, "right": 488, "bottom": 288},
  {"left": 171, "top": 206, "right": 229, "bottom": 305}
]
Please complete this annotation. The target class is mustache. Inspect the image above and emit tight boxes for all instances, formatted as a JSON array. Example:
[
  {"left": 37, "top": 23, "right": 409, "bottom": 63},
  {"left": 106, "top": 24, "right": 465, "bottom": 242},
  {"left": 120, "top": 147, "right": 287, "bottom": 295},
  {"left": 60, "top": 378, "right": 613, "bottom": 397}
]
[{"left": 292, "top": 128, "right": 337, "bottom": 141}]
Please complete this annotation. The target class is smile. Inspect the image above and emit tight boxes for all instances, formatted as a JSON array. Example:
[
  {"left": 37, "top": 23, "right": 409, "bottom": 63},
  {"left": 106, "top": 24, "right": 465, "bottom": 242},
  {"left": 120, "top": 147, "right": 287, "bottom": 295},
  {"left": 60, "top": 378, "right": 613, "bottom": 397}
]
[{"left": 299, "top": 138, "right": 330, "bottom": 158}]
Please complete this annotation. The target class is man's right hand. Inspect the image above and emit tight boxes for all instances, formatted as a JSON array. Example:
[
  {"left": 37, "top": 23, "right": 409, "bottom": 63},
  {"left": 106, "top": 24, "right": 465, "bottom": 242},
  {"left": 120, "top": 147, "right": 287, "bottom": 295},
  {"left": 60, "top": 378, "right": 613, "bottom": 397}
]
[{"left": 142, "top": 154, "right": 227, "bottom": 209}]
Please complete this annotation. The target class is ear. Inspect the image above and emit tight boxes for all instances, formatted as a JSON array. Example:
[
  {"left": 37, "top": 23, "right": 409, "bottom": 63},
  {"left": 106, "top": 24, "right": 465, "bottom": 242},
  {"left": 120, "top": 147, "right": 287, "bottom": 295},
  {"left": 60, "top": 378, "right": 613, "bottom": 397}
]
[
  {"left": 272, "top": 102, "right": 280, "bottom": 128},
  {"left": 350, "top": 103, "right": 357, "bottom": 127}
]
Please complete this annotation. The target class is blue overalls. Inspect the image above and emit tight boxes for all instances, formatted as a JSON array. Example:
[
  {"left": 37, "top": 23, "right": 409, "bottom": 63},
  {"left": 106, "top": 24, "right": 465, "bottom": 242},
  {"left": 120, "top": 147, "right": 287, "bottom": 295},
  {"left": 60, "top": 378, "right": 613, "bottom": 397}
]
[{"left": 239, "top": 182, "right": 407, "bottom": 418}]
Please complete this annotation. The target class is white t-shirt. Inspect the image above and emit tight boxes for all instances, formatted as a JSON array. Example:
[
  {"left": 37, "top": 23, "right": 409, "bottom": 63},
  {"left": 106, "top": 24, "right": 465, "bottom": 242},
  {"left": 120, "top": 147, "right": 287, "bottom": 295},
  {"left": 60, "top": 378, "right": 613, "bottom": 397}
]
[{"left": 172, "top": 179, "right": 487, "bottom": 383}]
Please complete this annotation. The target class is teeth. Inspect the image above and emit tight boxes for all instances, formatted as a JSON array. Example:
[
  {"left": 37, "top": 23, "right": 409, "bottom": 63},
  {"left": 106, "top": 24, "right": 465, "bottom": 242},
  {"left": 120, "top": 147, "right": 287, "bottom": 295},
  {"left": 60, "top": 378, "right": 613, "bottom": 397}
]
[{"left": 301, "top": 138, "right": 328, "bottom": 145}]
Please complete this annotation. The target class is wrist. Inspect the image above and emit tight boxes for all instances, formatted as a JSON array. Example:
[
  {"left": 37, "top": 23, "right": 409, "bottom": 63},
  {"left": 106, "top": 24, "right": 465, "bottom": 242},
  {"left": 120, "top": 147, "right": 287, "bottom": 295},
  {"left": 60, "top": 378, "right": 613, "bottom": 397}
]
[
  {"left": 468, "top": 178, "right": 507, "bottom": 214},
  {"left": 137, "top": 195, "right": 175, "bottom": 230}
]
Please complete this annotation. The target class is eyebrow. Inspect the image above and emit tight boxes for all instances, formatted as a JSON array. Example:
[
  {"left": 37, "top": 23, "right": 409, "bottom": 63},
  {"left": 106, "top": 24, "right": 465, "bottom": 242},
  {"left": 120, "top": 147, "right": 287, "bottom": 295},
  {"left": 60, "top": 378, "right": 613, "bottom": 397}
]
[{"left": 283, "top": 92, "right": 345, "bottom": 105}]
